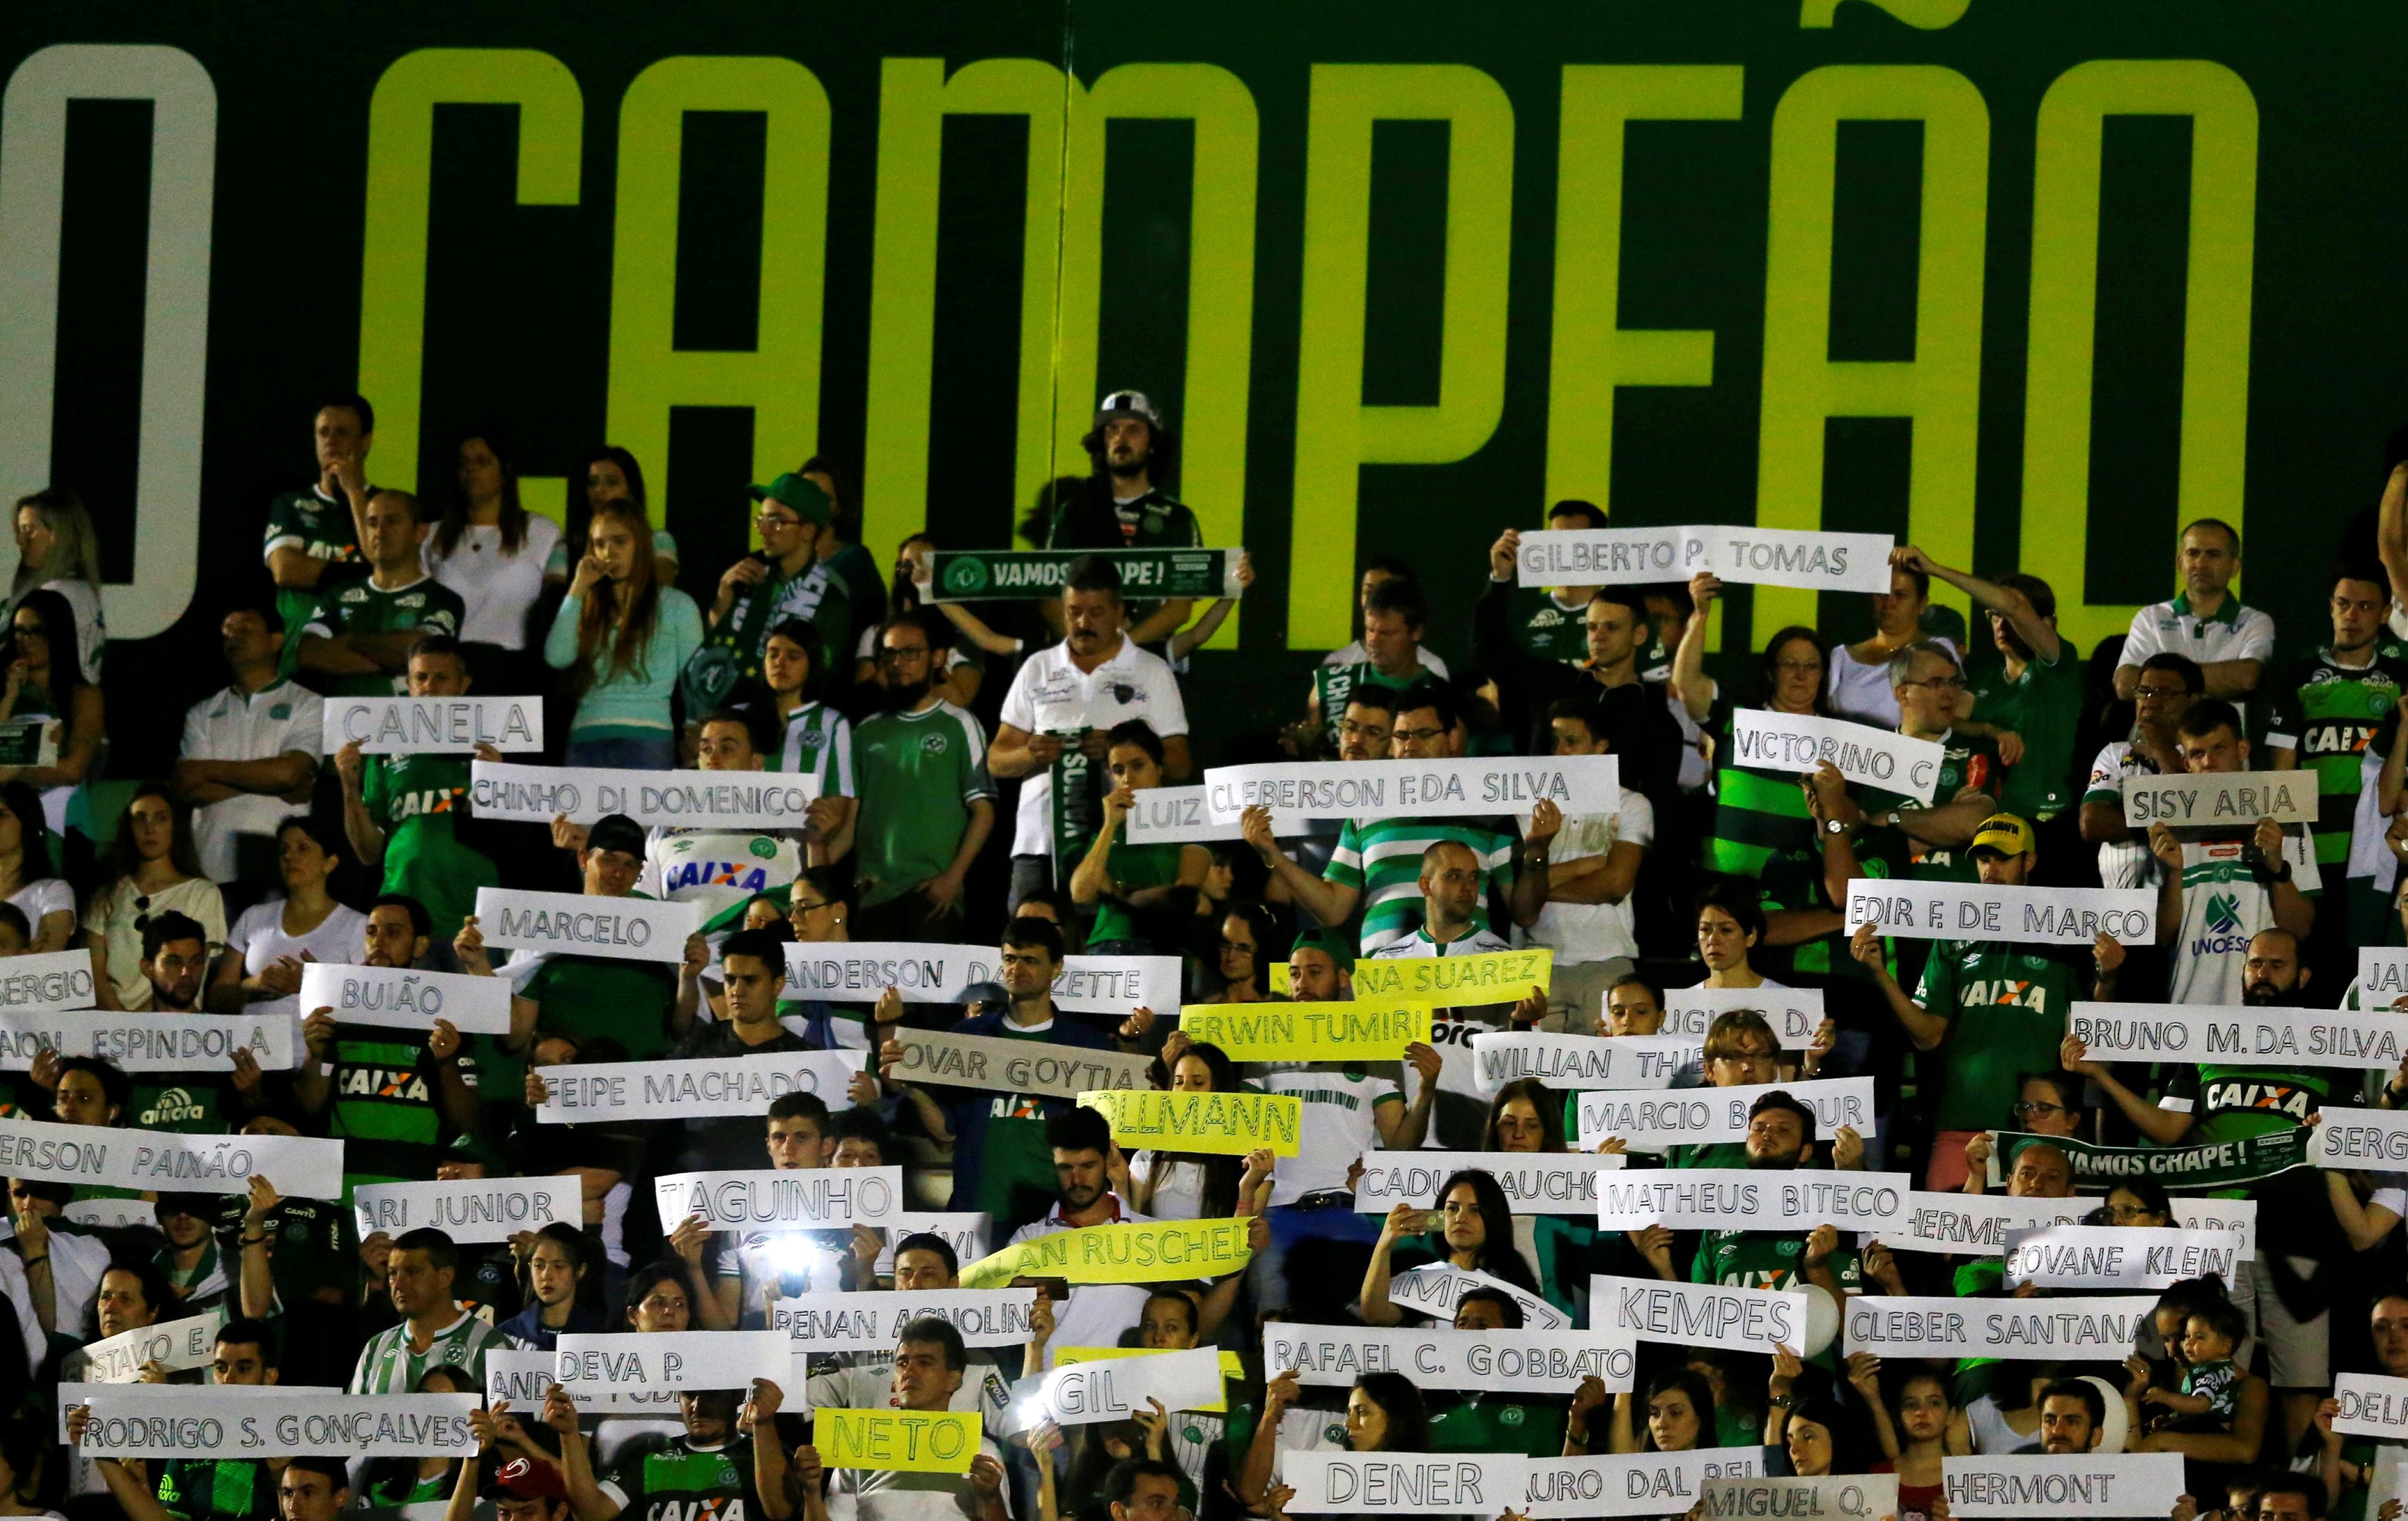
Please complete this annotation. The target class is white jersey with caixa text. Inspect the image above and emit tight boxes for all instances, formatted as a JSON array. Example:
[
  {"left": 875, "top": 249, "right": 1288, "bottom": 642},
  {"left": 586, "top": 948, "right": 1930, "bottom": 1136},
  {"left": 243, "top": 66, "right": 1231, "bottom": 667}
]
[
  {"left": 2169, "top": 828, "right": 2320, "bottom": 1006},
  {"left": 644, "top": 827, "right": 803, "bottom": 932}
]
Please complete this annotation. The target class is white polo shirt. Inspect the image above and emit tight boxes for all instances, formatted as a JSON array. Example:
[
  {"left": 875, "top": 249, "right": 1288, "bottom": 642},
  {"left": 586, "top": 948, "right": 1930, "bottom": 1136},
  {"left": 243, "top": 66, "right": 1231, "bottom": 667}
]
[
  {"left": 2117, "top": 593, "right": 2276, "bottom": 675},
  {"left": 997, "top": 637, "right": 1187, "bottom": 857},
  {"left": 180, "top": 679, "right": 326, "bottom": 882}
]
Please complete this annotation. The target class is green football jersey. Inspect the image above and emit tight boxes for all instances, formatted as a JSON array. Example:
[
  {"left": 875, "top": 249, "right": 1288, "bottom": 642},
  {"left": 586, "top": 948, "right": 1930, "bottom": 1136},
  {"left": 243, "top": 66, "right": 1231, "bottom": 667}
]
[
  {"left": 330, "top": 1027, "right": 463, "bottom": 1191},
  {"left": 263, "top": 485, "right": 366, "bottom": 641},
  {"left": 364, "top": 751, "right": 495, "bottom": 944},
  {"left": 1504, "top": 587, "right": 1592, "bottom": 665},
  {"left": 851, "top": 702, "right": 993, "bottom": 909},
  {"left": 1916, "top": 939, "right": 2088, "bottom": 1132},
  {"left": 2266, "top": 649, "right": 2408, "bottom": 866},
  {"left": 301, "top": 575, "right": 464, "bottom": 696}
]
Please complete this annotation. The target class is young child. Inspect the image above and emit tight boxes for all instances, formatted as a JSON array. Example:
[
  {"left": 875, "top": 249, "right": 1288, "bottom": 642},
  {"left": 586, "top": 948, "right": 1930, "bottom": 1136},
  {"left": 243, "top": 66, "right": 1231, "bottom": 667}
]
[{"left": 2141, "top": 1296, "right": 2247, "bottom": 1433}]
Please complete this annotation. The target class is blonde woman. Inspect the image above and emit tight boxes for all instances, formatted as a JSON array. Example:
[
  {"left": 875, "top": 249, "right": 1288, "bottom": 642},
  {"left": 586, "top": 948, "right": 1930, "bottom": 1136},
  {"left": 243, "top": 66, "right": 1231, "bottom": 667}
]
[{"left": 543, "top": 499, "right": 702, "bottom": 767}]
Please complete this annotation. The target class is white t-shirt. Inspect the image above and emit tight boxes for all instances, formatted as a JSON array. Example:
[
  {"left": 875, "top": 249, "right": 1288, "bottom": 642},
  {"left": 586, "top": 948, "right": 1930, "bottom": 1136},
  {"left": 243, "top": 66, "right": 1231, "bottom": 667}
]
[
  {"left": 2118, "top": 596, "right": 2277, "bottom": 676},
  {"left": 825, "top": 1435, "right": 1012, "bottom": 1521},
  {"left": 8, "top": 877, "right": 71, "bottom": 941},
  {"left": 84, "top": 875, "right": 228, "bottom": 1009},
  {"left": 2169, "top": 830, "right": 2320, "bottom": 1006},
  {"left": 1373, "top": 927, "right": 1513, "bottom": 1141},
  {"left": 180, "top": 680, "right": 327, "bottom": 883},
  {"left": 997, "top": 637, "right": 1188, "bottom": 857},
  {"left": 1245, "top": 1061, "right": 1404, "bottom": 1205},
  {"left": 1521, "top": 789, "right": 1654, "bottom": 964},
  {"left": 1322, "top": 641, "right": 1449, "bottom": 680},
  {"left": 223, "top": 899, "right": 370, "bottom": 1021},
  {"left": 806, "top": 1351, "right": 1012, "bottom": 1425},
  {"left": 423, "top": 515, "right": 563, "bottom": 650},
  {"left": 2083, "top": 740, "right": 2161, "bottom": 891},
  {"left": 1128, "top": 1151, "right": 1209, "bottom": 1220}
]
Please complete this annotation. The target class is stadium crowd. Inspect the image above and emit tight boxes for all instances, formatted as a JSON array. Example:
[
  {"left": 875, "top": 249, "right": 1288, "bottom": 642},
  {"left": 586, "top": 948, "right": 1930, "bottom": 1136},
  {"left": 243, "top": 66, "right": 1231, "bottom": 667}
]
[{"left": 11, "top": 387, "right": 2408, "bottom": 1521}]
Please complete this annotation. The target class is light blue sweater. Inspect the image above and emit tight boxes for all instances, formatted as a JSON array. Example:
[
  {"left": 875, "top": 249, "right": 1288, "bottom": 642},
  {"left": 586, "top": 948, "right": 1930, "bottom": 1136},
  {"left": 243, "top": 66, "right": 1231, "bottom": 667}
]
[{"left": 544, "top": 586, "right": 704, "bottom": 737}]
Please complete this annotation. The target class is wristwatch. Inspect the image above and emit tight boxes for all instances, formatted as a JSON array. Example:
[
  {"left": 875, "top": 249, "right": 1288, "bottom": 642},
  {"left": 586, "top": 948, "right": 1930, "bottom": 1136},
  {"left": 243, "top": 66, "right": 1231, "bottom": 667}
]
[{"left": 1824, "top": 818, "right": 1849, "bottom": 836}]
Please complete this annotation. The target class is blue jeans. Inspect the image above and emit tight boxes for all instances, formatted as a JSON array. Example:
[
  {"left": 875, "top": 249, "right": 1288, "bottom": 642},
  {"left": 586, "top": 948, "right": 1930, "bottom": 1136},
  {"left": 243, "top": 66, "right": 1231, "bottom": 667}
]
[{"left": 567, "top": 734, "right": 673, "bottom": 769}]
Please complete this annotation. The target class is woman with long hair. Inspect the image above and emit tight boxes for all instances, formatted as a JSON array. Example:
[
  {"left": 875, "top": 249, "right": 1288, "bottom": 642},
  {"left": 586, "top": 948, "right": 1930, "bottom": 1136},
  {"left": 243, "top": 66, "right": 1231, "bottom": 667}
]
[
  {"left": 565, "top": 445, "right": 680, "bottom": 585},
  {"left": 0, "top": 783, "right": 70, "bottom": 951},
  {"left": 1123, "top": 1040, "right": 1258, "bottom": 1221},
  {"left": 1359, "top": 1167, "right": 1540, "bottom": 1324},
  {"left": 1242, "top": 1365, "right": 1430, "bottom": 1511},
  {"left": 1609, "top": 1366, "right": 1719, "bottom": 1456},
  {"left": 0, "top": 589, "right": 103, "bottom": 835},
  {"left": 1871, "top": 1365, "right": 1967, "bottom": 1521},
  {"left": 543, "top": 498, "right": 702, "bottom": 768},
  {"left": 357, "top": 1364, "right": 473, "bottom": 1506},
  {"left": 424, "top": 427, "right": 565, "bottom": 688},
  {"left": 1482, "top": 1076, "right": 1597, "bottom": 1320},
  {"left": 8, "top": 489, "right": 104, "bottom": 685},
  {"left": 1194, "top": 901, "right": 1278, "bottom": 1004},
  {"left": 749, "top": 618, "right": 856, "bottom": 831},
  {"left": 84, "top": 784, "right": 223, "bottom": 1009}
]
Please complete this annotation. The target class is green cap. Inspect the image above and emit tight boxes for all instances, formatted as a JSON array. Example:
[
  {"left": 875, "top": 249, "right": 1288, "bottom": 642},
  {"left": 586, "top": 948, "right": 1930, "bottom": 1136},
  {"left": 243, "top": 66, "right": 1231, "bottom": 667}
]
[
  {"left": 447, "top": 1132, "right": 510, "bottom": 1171},
  {"left": 747, "top": 472, "right": 832, "bottom": 526},
  {"left": 1290, "top": 927, "right": 1355, "bottom": 971}
]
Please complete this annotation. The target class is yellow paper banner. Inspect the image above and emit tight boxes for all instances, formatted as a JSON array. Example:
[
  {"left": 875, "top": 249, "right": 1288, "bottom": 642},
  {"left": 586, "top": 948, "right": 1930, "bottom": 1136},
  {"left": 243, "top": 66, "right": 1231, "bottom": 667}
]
[
  {"left": 1268, "top": 949, "right": 1554, "bottom": 1003},
  {"left": 818, "top": 1407, "right": 982, "bottom": 1473},
  {"left": 1053, "top": 1345, "right": 1244, "bottom": 1413},
  {"left": 958, "top": 1217, "right": 1254, "bottom": 1289},
  {"left": 1078, "top": 1089, "right": 1302, "bottom": 1156},
  {"left": 1176, "top": 1001, "right": 1433, "bottom": 1062}
]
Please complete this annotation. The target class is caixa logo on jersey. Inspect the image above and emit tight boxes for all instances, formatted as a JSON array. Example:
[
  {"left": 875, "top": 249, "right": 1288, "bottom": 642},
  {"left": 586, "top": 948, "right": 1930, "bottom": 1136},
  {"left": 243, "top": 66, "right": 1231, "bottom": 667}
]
[{"left": 666, "top": 857, "right": 777, "bottom": 894}]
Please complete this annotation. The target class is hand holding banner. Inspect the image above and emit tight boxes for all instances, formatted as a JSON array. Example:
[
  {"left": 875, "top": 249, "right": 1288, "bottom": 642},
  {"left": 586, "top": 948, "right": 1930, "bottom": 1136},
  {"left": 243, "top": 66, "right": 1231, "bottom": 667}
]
[
  {"left": 1387, "top": 1264, "right": 1569, "bottom": 1330},
  {"left": 324, "top": 696, "right": 542, "bottom": 754},
  {"left": 1176, "top": 1001, "right": 1430, "bottom": 1062},
  {"left": 535, "top": 1051, "right": 862, "bottom": 1123},
  {"left": 2333, "top": 1372, "right": 2408, "bottom": 1439},
  {"left": 2309, "top": 1106, "right": 2408, "bottom": 1168},
  {"left": 653, "top": 1167, "right": 904, "bottom": 1232},
  {"left": 1077, "top": 1089, "right": 1300, "bottom": 1156},
  {"left": 470, "top": 760, "right": 818, "bottom": 827},
  {"left": 1201, "top": 756, "right": 1618, "bottom": 830},
  {"left": 1354, "top": 1151, "right": 1621, "bottom": 1215},
  {"left": 0, "top": 1010, "right": 294, "bottom": 1072},
  {"left": 1589, "top": 1275, "right": 1806, "bottom": 1354},
  {"left": 354, "top": 1177, "right": 579, "bottom": 1244},
  {"left": 1845, "top": 882, "right": 2154, "bottom": 946},
  {"left": 1514, "top": 527, "right": 1891, "bottom": 594},
  {"left": 888, "top": 1031, "right": 1152, "bottom": 1099},
  {"left": 1730, "top": 710, "right": 1945, "bottom": 803},
  {"left": 1123, "top": 785, "right": 1244, "bottom": 844},
  {"left": 773, "top": 1289, "right": 1039, "bottom": 1351},
  {"left": 1351, "top": 949, "right": 1551, "bottom": 1006},
  {"left": 2001, "top": 1225, "right": 2244, "bottom": 1289},
  {"left": 78, "top": 1393, "right": 481, "bottom": 1458},
  {"left": 2068, "top": 1001, "right": 2408, "bottom": 1070},
  {"left": 1575, "top": 1076, "right": 1874, "bottom": 1152},
  {"left": 0, "top": 950, "right": 98, "bottom": 1014},
  {"left": 1659, "top": 987, "right": 1823, "bottom": 1050},
  {"left": 77, "top": 1308, "right": 224, "bottom": 1382},
  {"left": 998, "top": 1346, "right": 1225, "bottom": 1434},
  {"left": 1941, "top": 1453, "right": 2185, "bottom": 1517},
  {"left": 556, "top": 1331, "right": 790, "bottom": 1392},
  {"left": 1471, "top": 1032, "right": 1697, "bottom": 1092},
  {"left": 957, "top": 1218, "right": 1252, "bottom": 1289},
  {"left": 0, "top": 1116, "right": 344, "bottom": 1200},
  {"left": 2121, "top": 770, "right": 2316, "bottom": 827},
  {"left": 818, "top": 1408, "right": 982, "bottom": 1473},
  {"left": 475, "top": 887, "right": 701, "bottom": 965},
  {"left": 1842, "top": 1295, "right": 2148, "bottom": 1360}
]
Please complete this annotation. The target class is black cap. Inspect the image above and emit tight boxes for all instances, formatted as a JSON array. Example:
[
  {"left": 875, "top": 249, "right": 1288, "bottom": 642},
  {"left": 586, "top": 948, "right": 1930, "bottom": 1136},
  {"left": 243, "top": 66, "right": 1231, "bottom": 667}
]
[{"left": 585, "top": 814, "right": 646, "bottom": 859}]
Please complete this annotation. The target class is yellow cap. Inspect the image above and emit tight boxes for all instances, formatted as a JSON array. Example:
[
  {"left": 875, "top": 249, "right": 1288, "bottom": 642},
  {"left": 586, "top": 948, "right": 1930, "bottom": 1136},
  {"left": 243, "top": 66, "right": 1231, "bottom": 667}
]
[{"left": 1968, "top": 812, "right": 2035, "bottom": 856}]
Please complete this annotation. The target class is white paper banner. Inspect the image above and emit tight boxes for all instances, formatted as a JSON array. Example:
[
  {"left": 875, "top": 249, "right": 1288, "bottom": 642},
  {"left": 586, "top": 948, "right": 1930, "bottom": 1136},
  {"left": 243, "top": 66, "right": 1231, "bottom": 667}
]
[
  {"left": 773, "top": 1289, "right": 1040, "bottom": 1351},
  {"left": 785, "top": 943, "right": 985, "bottom": 1003},
  {"left": 352, "top": 1177, "right": 580, "bottom": 1244},
  {"left": 485, "top": 1348, "right": 682, "bottom": 1413},
  {"left": 2311, "top": 1106, "right": 2408, "bottom": 1168},
  {"left": 1470, "top": 1033, "right": 1699, "bottom": 1093},
  {"left": 2334, "top": 1372, "right": 2408, "bottom": 1439},
  {"left": 1519, "top": 1448, "right": 1768, "bottom": 1520},
  {"left": 1575, "top": 1076, "right": 1875, "bottom": 1152},
  {"left": 2002, "top": 1225, "right": 2245, "bottom": 1289},
  {"left": 1264, "top": 1326, "right": 1633, "bottom": 1394},
  {"left": 1386, "top": 1264, "right": 1569, "bottom": 1332},
  {"left": 0, "top": 1010, "right": 294, "bottom": 1071},
  {"left": 0, "top": 1116, "right": 343, "bottom": 1200},
  {"left": 1942, "top": 1453, "right": 2185, "bottom": 1517},
  {"left": 80, "top": 1392, "right": 480, "bottom": 1458},
  {"left": 1700, "top": 1477, "right": 1899, "bottom": 1521},
  {"left": 654, "top": 1166, "right": 904, "bottom": 1232},
  {"left": 58, "top": 1384, "right": 338, "bottom": 1444},
  {"left": 1590, "top": 1275, "right": 1807, "bottom": 1354},
  {"left": 0, "top": 950, "right": 99, "bottom": 1015},
  {"left": 1596, "top": 1171, "right": 1912, "bottom": 1232},
  {"left": 1730, "top": 710, "right": 1945, "bottom": 804},
  {"left": 1842, "top": 1295, "right": 2150, "bottom": 1360},
  {"left": 1353, "top": 1151, "right": 1624, "bottom": 1215},
  {"left": 77, "top": 1308, "right": 225, "bottom": 1383},
  {"left": 325, "top": 697, "right": 542, "bottom": 756},
  {"left": 1000, "top": 1346, "right": 1224, "bottom": 1434},
  {"left": 887, "top": 1029, "right": 1153, "bottom": 1099},
  {"left": 299, "top": 962, "right": 515, "bottom": 1036},
  {"left": 470, "top": 760, "right": 820, "bottom": 827},
  {"left": 1123, "top": 785, "right": 1244, "bottom": 844},
  {"left": 1053, "top": 955, "right": 1183, "bottom": 1016},
  {"left": 475, "top": 887, "right": 699, "bottom": 965},
  {"left": 1514, "top": 526, "right": 1890, "bottom": 594},
  {"left": 2360, "top": 949, "right": 2408, "bottom": 1010},
  {"left": 1201, "top": 756, "right": 1619, "bottom": 830},
  {"left": 535, "top": 1051, "right": 863, "bottom": 1124},
  {"left": 1658, "top": 986, "right": 1823, "bottom": 1051},
  {"left": 1845, "top": 882, "right": 2154, "bottom": 946},
  {"left": 2121, "top": 770, "right": 2317, "bottom": 828},
  {"left": 556, "top": 1330, "right": 791, "bottom": 1391},
  {"left": 1285, "top": 1452, "right": 1532, "bottom": 1515},
  {"left": 1873, "top": 1191, "right": 2258, "bottom": 1258},
  {"left": 876, "top": 1213, "right": 990, "bottom": 1277},
  {"left": 2067, "top": 1001, "right": 2408, "bottom": 1069},
  {"left": 64, "top": 1198, "right": 156, "bottom": 1230}
]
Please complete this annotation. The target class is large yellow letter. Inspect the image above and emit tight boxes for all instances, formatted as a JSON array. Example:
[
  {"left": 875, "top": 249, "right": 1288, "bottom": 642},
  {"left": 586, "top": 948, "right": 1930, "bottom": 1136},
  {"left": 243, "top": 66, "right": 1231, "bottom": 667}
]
[
  {"left": 1545, "top": 65, "right": 1743, "bottom": 513},
  {"left": 606, "top": 56, "right": 829, "bottom": 534},
  {"left": 1058, "top": 65, "right": 1259, "bottom": 646},
  {"left": 1291, "top": 65, "right": 1513, "bottom": 650},
  {"left": 861, "top": 59, "right": 1066, "bottom": 556},
  {"left": 358, "top": 49, "right": 581, "bottom": 496},
  {"left": 1757, "top": 65, "right": 1988, "bottom": 634},
  {"left": 2023, "top": 61, "right": 2257, "bottom": 653}
]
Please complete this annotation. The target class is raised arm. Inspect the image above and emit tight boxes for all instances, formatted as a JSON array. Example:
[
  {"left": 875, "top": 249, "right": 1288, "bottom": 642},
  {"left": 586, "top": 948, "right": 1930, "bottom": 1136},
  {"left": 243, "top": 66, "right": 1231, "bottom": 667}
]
[
  {"left": 1895, "top": 546, "right": 2061, "bottom": 663},
  {"left": 1668, "top": 573, "right": 1723, "bottom": 722}
]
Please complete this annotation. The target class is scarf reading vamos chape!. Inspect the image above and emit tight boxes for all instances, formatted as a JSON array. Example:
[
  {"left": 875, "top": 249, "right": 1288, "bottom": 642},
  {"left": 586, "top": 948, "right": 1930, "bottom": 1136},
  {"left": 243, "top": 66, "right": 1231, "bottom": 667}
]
[{"left": 1995, "top": 1127, "right": 2313, "bottom": 1193}]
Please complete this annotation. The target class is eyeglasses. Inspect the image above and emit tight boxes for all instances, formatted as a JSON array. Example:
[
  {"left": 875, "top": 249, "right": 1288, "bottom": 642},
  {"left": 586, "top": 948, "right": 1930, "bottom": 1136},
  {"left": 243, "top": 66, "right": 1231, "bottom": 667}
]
[
  {"left": 792, "top": 899, "right": 837, "bottom": 914},
  {"left": 1390, "top": 726, "right": 1446, "bottom": 743},
  {"left": 1218, "top": 938, "right": 1257, "bottom": 955},
  {"left": 2134, "top": 685, "right": 2190, "bottom": 701},
  {"left": 2104, "top": 1203, "right": 2158, "bottom": 1220},
  {"left": 879, "top": 646, "right": 932, "bottom": 663},
  {"left": 133, "top": 894, "right": 151, "bottom": 935},
  {"left": 2012, "top": 1101, "right": 2071, "bottom": 1118},
  {"left": 1772, "top": 659, "right": 1821, "bottom": 673},
  {"left": 754, "top": 513, "right": 802, "bottom": 530},
  {"left": 1335, "top": 720, "right": 1390, "bottom": 739},
  {"left": 1902, "top": 675, "right": 1966, "bottom": 691}
]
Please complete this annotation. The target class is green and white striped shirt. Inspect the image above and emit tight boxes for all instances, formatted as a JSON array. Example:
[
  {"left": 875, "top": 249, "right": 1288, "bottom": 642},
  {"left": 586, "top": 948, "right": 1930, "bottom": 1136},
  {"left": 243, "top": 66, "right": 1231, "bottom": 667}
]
[
  {"left": 348, "top": 1308, "right": 508, "bottom": 1394},
  {"left": 769, "top": 701, "right": 855, "bottom": 794}
]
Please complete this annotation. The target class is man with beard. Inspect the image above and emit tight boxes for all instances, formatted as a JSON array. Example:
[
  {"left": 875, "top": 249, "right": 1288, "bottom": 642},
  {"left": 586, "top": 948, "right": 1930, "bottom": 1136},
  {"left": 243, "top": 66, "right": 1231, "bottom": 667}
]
[
  {"left": 990, "top": 557, "right": 1188, "bottom": 907},
  {"left": 2150, "top": 701, "right": 2317, "bottom": 1005},
  {"left": 1001, "top": 1104, "right": 1159, "bottom": 1349},
  {"left": 851, "top": 616, "right": 995, "bottom": 941},
  {"left": 2265, "top": 564, "right": 2408, "bottom": 984},
  {"left": 1044, "top": 390, "right": 1205, "bottom": 649},
  {"left": 1630, "top": 1093, "right": 1867, "bottom": 1299},
  {"left": 123, "top": 910, "right": 261, "bottom": 1133},
  {"left": 2068, "top": 927, "right": 2334, "bottom": 1448},
  {"left": 2038, "top": 1381, "right": 2204, "bottom": 1521},
  {"left": 704, "top": 472, "right": 850, "bottom": 696}
]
